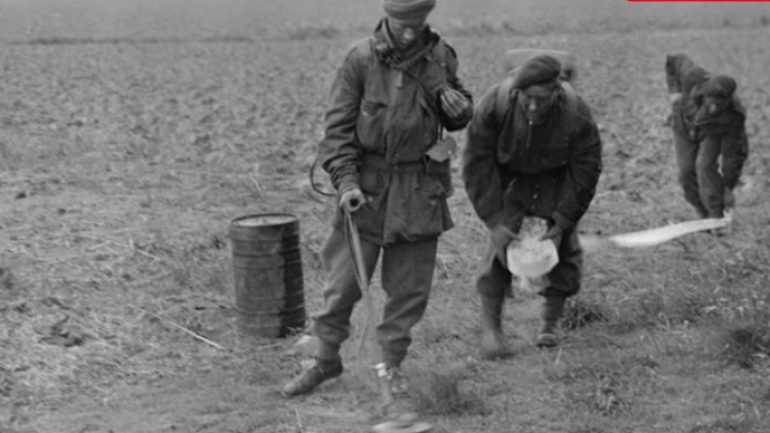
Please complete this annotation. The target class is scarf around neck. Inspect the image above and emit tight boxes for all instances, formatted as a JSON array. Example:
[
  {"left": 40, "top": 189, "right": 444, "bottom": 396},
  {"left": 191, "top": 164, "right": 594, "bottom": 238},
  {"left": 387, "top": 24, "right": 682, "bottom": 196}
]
[{"left": 372, "top": 18, "right": 438, "bottom": 70}]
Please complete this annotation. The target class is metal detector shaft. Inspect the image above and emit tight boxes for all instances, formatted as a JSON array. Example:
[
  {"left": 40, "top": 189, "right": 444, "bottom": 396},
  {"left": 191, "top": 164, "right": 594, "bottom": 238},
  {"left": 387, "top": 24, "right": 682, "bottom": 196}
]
[{"left": 344, "top": 211, "right": 395, "bottom": 410}]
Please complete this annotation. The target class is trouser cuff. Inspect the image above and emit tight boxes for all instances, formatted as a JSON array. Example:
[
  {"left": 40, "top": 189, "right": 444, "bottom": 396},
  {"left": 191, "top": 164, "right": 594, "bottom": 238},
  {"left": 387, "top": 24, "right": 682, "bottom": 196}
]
[
  {"left": 380, "top": 356, "right": 403, "bottom": 369},
  {"left": 315, "top": 340, "right": 341, "bottom": 361}
]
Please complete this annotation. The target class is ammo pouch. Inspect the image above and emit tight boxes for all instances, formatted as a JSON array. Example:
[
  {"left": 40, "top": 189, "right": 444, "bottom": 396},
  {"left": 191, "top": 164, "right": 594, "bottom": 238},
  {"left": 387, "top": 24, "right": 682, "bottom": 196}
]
[
  {"left": 424, "top": 134, "right": 456, "bottom": 195},
  {"left": 423, "top": 157, "right": 453, "bottom": 196}
]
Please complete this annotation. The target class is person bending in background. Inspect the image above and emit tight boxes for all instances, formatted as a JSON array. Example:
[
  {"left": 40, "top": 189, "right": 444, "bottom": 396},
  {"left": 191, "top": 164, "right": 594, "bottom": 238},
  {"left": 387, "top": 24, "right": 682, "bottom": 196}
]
[
  {"left": 692, "top": 75, "right": 749, "bottom": 220},
  {"left": 283, "top": 0, "right": 473, "bottom": 397},
  {"left": 463, "top": 55, "right": 602, "bottom": 358},
  {"left": 665, "top": 54, "right": 748, "bottom": 221}
]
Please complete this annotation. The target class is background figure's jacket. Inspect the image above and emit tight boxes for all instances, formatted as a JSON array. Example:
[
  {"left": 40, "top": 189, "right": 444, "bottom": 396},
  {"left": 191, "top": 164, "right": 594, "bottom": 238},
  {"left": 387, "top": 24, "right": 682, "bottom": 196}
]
[
  {"left": 666, "top": 53, "right": 710, "bottom": 139},
  {"left": 695, "top": 95, "right": 750, "bottom": 190},
  {"left": 463, "top": 83, "right": 602, "bottom": 233},
  {"left": 317, "top": 20, "right": 473, "bottom": 244}
]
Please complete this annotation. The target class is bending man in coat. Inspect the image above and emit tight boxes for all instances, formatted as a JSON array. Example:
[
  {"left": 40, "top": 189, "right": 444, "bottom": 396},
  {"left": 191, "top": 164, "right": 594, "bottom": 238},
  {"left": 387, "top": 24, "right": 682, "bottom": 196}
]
[
  {"left": 665, "top": 54, "right": 748, "bottom": 220},
  {"left": 463, "top": 55, "right": 602, "bottom": 358},
  {"left": 284, "top": 0, "right": 473, "bottom": 396},
  {"left": 692, "top": 75, "right": 749, "bottom": 218}
]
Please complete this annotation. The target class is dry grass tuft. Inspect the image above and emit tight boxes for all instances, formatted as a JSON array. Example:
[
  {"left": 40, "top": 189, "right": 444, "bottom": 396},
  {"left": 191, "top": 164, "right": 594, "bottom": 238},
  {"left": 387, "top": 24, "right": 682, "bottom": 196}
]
[
  {"left": 612, "top": 284, "right": 715, "bottom": 333},
  {"left": 717, "top": 327, "right": 770, "bottom": 370},
  {"left": 411, "top": 371, "right": 488, "bottom": 417},
  {"left": 562, "top": 297, "right": 609, "bottom": 330},
  {"left": 560, "top": 370, "right": 633, "bottom": 417},
  {"left": 544, "top": 347, "right": 664, "bottom": 421}
]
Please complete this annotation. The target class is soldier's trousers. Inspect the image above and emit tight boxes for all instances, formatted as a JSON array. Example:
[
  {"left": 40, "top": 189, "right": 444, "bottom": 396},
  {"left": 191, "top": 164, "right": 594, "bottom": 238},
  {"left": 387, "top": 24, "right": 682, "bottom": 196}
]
[
  {"left": 311, "top": 219, "right": 438, "bottom": 368},
  {"left": 673, "top": 130, "right": 725, "bottom": 218}
]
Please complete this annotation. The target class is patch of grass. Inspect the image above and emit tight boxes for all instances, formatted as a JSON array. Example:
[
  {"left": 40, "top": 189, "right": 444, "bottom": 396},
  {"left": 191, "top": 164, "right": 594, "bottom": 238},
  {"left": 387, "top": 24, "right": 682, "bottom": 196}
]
[
  {"left": 0, "top": 268, "right": 14, "bottom": 291},
  {"left": 611, "top": 282, "right": 716, "bottom": 333},
  {"left": 443, "top": 19, "right": 525, "bottom": 37},
  {"left": 562, "top": 296, "right": 610, "bottom": 330},
  {"left": 544, "top": 347, "right": 663, "bottom": 419},
  {"left": 560, "top": 371, "right": 632, "bottom": 417},
  {"left": 285, "top": 22, "right": 342, "bottom": 41},
  {"left": 689, "top": 417, "right": 758, "bottom": 433},
  {"left": 411, "top": 371, "right": 489, "bottom": 417},
  {"left": 12, "top": 36, "right": 256, "bottom": 46},
  {"left": 716, "top": 326, "right": 770, "bottom": 370},
  {"left": 133, "top": 233, "right": 232, "bottom": 296}
]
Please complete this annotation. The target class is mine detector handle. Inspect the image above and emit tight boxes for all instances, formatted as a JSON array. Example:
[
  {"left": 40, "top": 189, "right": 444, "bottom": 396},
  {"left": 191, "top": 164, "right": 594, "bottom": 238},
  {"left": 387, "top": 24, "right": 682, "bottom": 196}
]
[{"left": 343, "top": 210, "right": 396, "bottom": 410}]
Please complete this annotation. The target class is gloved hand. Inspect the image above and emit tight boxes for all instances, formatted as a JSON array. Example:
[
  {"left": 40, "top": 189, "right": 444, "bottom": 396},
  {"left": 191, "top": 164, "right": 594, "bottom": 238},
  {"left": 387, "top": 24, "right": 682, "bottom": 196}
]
[
  {"left": 540, "top": 224, "right": 564, "bottom": 243},
  {"left": 724, "top": 188, "right": 735, "bottom": 210},
  {"left": 490, "top": 224, "right": 520, "bottom": 250},
  {"left": 439, "top": 87, "right": 471, "bottom": 119},
  {"left": 339, "top": 188, "right": 365, "bottom": 214}
]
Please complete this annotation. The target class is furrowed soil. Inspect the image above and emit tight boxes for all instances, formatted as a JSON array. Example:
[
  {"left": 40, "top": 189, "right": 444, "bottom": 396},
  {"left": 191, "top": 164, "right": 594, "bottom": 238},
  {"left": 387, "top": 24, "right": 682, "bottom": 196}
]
[{"left": 1, "top": 1, "right": 770, "bottom": 432}]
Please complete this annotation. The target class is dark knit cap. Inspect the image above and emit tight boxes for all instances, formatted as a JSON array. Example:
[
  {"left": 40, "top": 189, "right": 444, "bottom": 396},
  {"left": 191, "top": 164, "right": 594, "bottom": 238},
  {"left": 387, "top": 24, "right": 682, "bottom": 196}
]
[
  {"left": 702, "top": 75, "right": 737, "bottom": 98},
  {"left": 382, "top": 0, "right": 435, "bottom": 23},
  {"left": 511, "top": 55, "right": 562, "bottom": 90}
]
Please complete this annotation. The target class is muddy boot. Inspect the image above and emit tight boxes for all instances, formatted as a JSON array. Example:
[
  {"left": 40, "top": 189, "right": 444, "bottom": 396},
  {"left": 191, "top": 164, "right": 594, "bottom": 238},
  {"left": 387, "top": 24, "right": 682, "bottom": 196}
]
[
  {"left": 479, "top": 293, "right": 513, "bottom": 360},
  {"left": 375, "top": 362, "right": 410, "bottom": 396},
  {"left": 536, "top": 296, "right": 566, "bottom": 348},
  {"left": 282, "top": 356, "right": 343, "bottom": 397}
]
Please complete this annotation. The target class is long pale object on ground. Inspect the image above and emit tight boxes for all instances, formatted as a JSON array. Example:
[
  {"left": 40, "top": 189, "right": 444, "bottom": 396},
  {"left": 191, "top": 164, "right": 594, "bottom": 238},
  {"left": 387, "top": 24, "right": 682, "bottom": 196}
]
[{"left": 581, "top": 215, "right": 731, "bottom": 249}]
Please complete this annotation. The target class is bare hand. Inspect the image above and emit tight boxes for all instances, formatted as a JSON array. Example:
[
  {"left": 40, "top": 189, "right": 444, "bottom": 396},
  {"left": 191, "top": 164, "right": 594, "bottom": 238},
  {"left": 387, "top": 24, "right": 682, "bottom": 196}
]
[
  {"left": 490, "top": 224, "right": 520, "bottom": 250},
  {"left": 440, "top": 87, "right": 470, "bottom": 119},
  {"left": 340, "top": 188, "right": 365, "bottom": 214},
  {"left": 539, "top": 225, "right": 563, "bottom": 243},
  {"left": 670, "top": 92, "right": 682, "bottom": 104}
]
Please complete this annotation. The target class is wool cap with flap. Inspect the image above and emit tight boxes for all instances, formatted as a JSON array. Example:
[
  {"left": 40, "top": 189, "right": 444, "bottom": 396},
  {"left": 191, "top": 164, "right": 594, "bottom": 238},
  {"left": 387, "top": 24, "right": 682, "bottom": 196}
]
[{"left": 382, "top": 0, "right": 436, "bottom": 25}]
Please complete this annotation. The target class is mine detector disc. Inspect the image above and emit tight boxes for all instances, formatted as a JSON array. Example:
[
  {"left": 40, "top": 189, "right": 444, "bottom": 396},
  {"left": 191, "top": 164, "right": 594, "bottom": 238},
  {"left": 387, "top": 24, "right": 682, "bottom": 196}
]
[{"left": 373, "top": 413, "right": 432, "bottom": 433}]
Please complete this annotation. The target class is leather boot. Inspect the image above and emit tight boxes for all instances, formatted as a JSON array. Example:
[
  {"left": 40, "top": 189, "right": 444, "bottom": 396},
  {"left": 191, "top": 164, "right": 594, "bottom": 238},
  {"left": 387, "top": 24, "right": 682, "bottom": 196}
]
[
  {"left": 283, "top": 340, "right": 343, "bottom": 397},
  {"left": 536, "top": 295, "right": 566, "bottom": 348},
  {"left": 479, "top": 293, "right": 513, "bottom": 359},
  {"left": 283, "top": 356, "right": 343, "bottom": 396}
]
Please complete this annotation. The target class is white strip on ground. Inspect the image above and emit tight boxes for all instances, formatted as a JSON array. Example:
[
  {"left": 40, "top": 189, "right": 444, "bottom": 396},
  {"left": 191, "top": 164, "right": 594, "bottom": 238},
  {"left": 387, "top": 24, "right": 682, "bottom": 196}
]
[{"left": 607, "top": 215, "right": 731, "bottom": 248}]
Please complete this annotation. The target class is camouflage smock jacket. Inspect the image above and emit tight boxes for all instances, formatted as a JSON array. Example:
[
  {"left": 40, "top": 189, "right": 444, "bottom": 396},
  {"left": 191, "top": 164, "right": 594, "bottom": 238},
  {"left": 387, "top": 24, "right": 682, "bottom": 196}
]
[
  {"left": 317, "top": 19, "right": 473, "bottom": 245},
  {"left": 463, "top": 83, "right": 602, "bottom": 233}
]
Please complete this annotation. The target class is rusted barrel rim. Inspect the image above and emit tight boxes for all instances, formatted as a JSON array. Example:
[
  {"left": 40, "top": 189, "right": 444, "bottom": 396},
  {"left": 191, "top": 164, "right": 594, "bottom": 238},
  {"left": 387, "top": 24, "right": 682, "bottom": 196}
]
[{"left": 230, "top": 213, "right": 298, "bottom": 228}]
